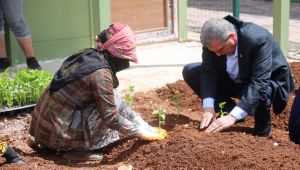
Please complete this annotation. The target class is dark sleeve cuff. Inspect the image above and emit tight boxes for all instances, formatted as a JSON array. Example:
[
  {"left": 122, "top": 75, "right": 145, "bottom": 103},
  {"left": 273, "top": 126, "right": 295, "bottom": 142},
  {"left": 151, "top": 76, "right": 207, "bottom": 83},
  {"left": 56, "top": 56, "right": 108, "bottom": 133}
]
[{"left": 237, "top": 100, "right": 256, "bottom": 115}]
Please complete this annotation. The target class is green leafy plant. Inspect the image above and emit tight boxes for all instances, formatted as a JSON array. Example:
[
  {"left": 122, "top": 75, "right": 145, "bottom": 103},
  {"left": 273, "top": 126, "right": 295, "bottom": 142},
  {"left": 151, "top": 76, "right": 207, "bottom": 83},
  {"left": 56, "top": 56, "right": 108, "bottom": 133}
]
[
  {"left": 0, "top": 69, "right": 53, "bottom": 109},
  {"left": 124, "top": 85, "right": 135, "bottom": 107},
  {"left": 152, "top": 108, "right": 166, "bottom": 128},
  {"left": 171, "top": 95, "right": 180, "bottom": 117},
  {"left": 0, "top": 75, "right": 15, "bottom": 108},
  {"left": 218, "top": 102, "right": 229, "bottom": 117}
]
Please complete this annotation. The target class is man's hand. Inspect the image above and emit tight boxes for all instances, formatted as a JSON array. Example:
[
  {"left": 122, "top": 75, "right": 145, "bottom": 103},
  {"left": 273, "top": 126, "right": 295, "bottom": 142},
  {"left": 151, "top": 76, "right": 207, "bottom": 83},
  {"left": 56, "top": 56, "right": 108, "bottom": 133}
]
[
  {"left": 205, "top": 114, "right": 237, "bottom": 133},
  {"left": 199, "top": 108, "right": 216, "bottom": 129}
]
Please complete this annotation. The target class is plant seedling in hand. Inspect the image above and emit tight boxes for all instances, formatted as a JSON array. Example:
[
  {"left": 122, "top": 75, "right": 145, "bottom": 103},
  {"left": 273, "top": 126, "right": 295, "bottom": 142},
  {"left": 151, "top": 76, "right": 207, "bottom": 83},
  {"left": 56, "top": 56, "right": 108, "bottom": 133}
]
[{"left": 152, "top": 108, "right": 166, "bottom": 128}]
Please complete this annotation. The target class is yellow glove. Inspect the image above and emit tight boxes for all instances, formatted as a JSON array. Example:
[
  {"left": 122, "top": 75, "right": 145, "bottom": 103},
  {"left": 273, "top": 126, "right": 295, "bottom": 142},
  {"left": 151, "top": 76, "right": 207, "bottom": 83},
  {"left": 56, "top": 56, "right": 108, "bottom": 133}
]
[
  {"left": 0, "top": 142, "right": 8, "bottom": 156},
  {"left": 138, "top": 127, "right": 168, "bottom": 141}
]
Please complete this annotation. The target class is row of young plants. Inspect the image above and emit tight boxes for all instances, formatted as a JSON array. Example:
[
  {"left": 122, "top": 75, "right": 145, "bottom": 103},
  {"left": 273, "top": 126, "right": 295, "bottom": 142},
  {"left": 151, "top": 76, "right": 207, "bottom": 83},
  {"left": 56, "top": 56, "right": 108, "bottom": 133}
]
[
  {"left": 123, "top": 85, "right": 167, "bottom": 128},
  {"left": 0, "top": 69, "right": 53, "bottom": 109},
  {"left": 123, "top": 85, "right": 231, "bottom": 128}
]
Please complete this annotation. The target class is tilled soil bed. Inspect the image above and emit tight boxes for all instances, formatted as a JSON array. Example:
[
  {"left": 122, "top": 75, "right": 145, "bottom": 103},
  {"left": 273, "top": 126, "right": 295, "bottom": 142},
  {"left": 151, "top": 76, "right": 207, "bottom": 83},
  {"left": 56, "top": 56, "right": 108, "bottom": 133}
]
[{"left": 1, "top": 62, "right": 300, "bottom": 170}]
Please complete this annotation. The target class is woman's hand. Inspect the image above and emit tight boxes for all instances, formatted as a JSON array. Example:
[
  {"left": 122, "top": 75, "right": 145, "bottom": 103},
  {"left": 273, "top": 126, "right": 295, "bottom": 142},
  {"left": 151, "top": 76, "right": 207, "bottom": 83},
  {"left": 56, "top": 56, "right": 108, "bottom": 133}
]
[
  {"left": 133, "top": 115, "right": 168, "bottom": 140},
  {"left": 137, "top": 126, "right": 168, "bottom": 140}
]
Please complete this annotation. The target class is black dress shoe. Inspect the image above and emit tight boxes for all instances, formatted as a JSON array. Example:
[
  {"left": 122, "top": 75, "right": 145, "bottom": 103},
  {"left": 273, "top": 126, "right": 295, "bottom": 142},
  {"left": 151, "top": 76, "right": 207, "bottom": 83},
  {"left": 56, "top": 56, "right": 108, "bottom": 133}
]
[{"left": 254, "top": 120, "right": 272, "bottom": 137}]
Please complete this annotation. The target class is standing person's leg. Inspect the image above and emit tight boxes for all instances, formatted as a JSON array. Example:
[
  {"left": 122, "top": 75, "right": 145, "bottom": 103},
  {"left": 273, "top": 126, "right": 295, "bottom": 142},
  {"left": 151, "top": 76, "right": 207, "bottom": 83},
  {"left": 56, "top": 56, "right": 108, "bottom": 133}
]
[
  {"left": 0, "top": 36, "right": 10, "bottom": 71},
  {"left": 0, "top": 1, "right": 11, "bottom": 71},
  {"left": 0, "top": 1, "right": 6, "bottom": 58},
  {"left": 1, "top": 0, "right": 41, "bottom": 69}
]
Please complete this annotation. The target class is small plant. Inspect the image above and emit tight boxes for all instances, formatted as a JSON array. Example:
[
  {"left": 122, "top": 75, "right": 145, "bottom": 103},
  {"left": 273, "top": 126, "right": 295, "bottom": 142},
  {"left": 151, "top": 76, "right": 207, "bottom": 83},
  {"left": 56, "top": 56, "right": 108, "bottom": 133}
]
[
  {"left": 124, "top": 85, "right": 135, "bottom": 107},
  {"left": 152, "top": 108, "right": 166, "bottom": 128},
  {"left": 171, "top": 95, "right": 180, "bottom": 117},
  {"left": 218, "top": 102, "right": 229, "bottom": 117}
]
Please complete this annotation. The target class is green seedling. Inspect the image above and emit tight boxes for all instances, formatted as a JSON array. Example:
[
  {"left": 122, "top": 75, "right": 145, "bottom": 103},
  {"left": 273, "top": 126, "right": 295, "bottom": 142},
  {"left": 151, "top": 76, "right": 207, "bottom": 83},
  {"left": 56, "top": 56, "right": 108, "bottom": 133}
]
[
  {"left": 124, "top": 85, "right": 135, "bottom": 107},
  {"left": 152, "top": 108, "right": 166, "bottom": 128},
  {"left": 171, "top": 95, "right": 180, "bottom": 117},
  {"left": 218, "top": 102, "right": 229, "bottom": 117}
]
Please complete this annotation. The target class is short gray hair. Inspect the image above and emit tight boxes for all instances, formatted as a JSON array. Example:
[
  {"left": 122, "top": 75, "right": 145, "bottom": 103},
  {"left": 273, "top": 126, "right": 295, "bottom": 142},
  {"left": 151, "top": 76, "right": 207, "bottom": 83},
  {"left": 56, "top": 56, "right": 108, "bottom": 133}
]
[{"left": 200, "top": 18, "right": 235, "bottom": 47}]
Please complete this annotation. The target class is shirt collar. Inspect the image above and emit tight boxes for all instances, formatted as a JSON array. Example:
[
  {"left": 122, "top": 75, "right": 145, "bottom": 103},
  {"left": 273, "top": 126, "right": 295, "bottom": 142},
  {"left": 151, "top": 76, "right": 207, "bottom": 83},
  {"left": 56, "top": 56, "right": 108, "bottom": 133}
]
[{"left": 227, "top": 32, "right": 238, "bottom": 58}]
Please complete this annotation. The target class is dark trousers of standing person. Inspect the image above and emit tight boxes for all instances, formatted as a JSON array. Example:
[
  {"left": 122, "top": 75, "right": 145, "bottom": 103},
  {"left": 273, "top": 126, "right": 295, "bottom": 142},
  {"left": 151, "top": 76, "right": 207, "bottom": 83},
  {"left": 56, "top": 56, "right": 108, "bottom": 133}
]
[
  {"left": 182, "top": 62, "right": 272, "bottom": 136},
  {"left": 289, "top": 87, "right": 300, "bottom": 144}
]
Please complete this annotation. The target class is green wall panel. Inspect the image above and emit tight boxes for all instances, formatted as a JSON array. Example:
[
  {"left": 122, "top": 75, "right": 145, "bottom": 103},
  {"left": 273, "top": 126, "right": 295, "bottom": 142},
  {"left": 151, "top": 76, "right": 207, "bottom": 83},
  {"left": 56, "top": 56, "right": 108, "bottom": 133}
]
[
  {"left": 9, "top": 0, "right": 94, "bottom": 65},
  {"left": 178, "top": 0, "right": 187, "bottom": 41},
  {"left": 273, "top": 0, "right": 290, "bottom": 57},
  {"left": 10, "top": 37, "right": 91, "bottom": 64}
]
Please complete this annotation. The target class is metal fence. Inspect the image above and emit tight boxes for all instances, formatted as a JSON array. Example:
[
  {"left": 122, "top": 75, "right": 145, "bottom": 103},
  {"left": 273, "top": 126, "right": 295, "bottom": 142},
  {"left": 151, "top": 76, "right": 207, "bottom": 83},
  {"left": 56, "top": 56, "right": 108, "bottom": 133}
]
[
  {"left": 187, "top": 0, "right": 232, "bottom": 33},
  {"left": 187, "top": 0, "right": 300, "bottom": 57},
  {"left": 289, "top": 0, "right": 300, "bottom": 58}
]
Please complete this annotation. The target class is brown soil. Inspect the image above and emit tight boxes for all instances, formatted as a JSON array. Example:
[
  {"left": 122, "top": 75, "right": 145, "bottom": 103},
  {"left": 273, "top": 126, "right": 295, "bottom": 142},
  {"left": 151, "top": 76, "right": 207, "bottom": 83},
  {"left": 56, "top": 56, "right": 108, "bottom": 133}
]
[{"left": 1, "top": 62, "right": 300, "bottom": 170}]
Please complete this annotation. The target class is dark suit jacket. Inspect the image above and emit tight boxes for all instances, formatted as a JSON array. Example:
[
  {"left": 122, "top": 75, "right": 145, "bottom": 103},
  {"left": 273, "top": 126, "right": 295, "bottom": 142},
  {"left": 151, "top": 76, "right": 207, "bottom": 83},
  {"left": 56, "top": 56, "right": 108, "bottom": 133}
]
[{"left": 199, "top": 15, "right": 294, "bottom": 114}]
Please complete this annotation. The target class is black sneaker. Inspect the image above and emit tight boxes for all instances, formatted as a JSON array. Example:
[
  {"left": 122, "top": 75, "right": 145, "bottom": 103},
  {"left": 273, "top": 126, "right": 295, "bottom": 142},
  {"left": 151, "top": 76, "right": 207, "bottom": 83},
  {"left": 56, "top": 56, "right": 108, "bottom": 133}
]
[
  {"left": 254, "top": 120, "right": 272, "bottom": 137},
  {"left": 26, "top": 57, "right": 41, "bottom": 70},
  {"left": 0, "top": 58, "right": 10, "bottom": 72}
]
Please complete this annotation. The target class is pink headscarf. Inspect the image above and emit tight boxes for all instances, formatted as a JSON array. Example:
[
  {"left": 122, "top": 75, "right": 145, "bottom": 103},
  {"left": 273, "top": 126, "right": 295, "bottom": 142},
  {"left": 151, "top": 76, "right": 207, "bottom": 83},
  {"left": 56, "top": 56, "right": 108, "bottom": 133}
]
[{"left": 96, "top": 23, "right": 138, "bottom": 63}]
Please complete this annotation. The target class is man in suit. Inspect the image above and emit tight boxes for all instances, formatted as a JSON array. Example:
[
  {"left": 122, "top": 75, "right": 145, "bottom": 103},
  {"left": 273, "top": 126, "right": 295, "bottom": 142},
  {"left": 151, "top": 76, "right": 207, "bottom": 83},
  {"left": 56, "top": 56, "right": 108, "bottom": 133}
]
[{"left": 182, "top": 15, "right": 294, "bottom": 137}]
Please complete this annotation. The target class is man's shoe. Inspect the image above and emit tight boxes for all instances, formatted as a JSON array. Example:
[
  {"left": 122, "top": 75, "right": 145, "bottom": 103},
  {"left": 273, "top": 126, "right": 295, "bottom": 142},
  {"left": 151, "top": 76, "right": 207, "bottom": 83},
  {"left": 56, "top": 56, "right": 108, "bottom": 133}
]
[
  {"left": 0, "top": 58, "right": 10, "bottom": 72},
  {"left": 26, "top": 57, "right": 41, "bottom": 70},
  {"left": 63, "top": 150, "right": 103, "bottom": 161},
  {"left": 254, "top": 121, "right": 272, "bottom": 137}
]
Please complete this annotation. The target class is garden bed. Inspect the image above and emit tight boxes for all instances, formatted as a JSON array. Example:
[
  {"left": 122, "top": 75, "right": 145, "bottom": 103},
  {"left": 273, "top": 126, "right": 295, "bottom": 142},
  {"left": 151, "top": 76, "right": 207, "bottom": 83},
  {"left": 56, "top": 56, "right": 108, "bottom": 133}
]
[{"left": 1, "top": 62, "right": 300, "bottom": 170}]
